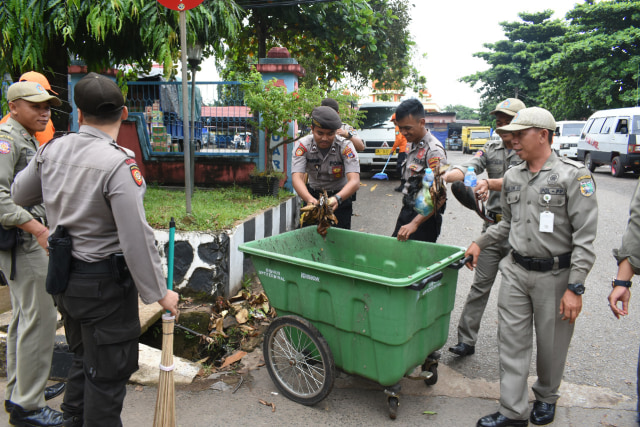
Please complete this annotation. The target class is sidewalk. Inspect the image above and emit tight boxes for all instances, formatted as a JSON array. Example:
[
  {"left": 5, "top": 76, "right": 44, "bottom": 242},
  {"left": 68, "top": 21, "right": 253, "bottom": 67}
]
[{"left": 0, "top": 350, "right": 635, "bottom": 426}]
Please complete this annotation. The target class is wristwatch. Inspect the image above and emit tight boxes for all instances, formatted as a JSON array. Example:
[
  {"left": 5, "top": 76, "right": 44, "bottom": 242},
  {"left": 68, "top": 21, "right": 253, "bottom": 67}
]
[
  {"left": 567, "top": 283, "right": 585, "bottom": 295},
  {"left": 347, "top": 131, "right": 354, "bottom": 140},
  {"left": 334, "top": 194, "right": 342, "bottom": 206},
  {"left": 612, "top": 279, "right": 632, "bottom": 288}
]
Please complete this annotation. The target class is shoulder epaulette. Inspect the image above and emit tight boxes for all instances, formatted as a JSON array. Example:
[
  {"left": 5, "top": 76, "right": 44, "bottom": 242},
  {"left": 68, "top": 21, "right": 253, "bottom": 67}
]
[{"left": 559, "top": 157, "right": 585, "bottom": 169}]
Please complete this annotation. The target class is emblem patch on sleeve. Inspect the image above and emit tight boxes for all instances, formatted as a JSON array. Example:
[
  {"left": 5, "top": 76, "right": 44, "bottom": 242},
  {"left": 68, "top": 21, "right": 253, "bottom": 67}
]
[
  {"left": 474, "top": 150, "right": 484, "bottom": 158},
  {"left": 128, "top": 160, "right": 144, "bottom": 186},
  {"left": 0, "top": 140, "right": 11, "bottom": 154},
  {"left": 579, "top": 179, "right": 594, "bottom": 197},
  {"left": 295, "top": 145, "right": 307, "bottom": 157},
  {"left": 427, "top": 156, "right": 441, "bottom": 169},
  {"left": 342, "top": 146, "right": 355, "bottom": 159}
]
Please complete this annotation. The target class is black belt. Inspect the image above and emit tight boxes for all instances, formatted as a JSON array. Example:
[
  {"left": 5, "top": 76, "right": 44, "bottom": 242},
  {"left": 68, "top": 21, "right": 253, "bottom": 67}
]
[
  {"left": 512, "top": 251, "right": 571, "bottom": 272},
  {"left": 71, "top": 257, "right": 112, "bottom": 274}
]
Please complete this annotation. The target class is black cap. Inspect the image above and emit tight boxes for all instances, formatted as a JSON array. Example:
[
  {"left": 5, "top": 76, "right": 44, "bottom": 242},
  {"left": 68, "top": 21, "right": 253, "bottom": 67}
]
[
  {"left": 311, "top": 106, "right": 342, "bottom": 130},
  {"left": 74, "top": 72, "right": 124, "bottom": 115},
  {"left": 320, "top": 98, "right": 340, "bottom": 113}
]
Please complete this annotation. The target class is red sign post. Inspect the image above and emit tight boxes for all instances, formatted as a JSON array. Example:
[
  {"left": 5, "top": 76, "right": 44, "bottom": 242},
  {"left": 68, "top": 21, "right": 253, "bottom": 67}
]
[{"left": 156, "top": 0, "right": 204, "bottom": 11}]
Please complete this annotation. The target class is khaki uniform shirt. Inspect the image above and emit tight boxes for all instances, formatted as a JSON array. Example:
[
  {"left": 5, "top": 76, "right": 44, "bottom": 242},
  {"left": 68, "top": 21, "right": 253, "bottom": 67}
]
[
  {"left": 291, "top": 134, "right": 359, "bottom": 192},
  {"left": 475, "top": 152, "right": 597, "bottom": 284},
  {"left": 12, "top": 125, "right": 166, "bottom": 304},
  {"left": 401, "top": 130, "right": 446, "bottom": 194},
  {"left": 451, "top": 139, "right": 522, "bottom": 214},
  {"left": 0, "top": 118, "right": 46, "bottom": 227},
  {"left": 613, "top": 179, "right": 640, "bottom": 274}
]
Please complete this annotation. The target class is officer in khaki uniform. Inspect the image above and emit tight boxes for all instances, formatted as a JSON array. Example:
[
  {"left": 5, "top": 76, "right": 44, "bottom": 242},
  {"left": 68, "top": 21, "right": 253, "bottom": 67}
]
[
  {"left": 392, "top": 98, "right": 446, "bottom": 243},
  {"left": 444, "top": 98, "right": 525, "bottom": 357},
  {"left": 292, "top": 106, "right": 360, "bottom": 229},
  {"left": 0, "top": 81, "right": 64, "bottom": 426},
  {"left": 12, "top": 73, "right": 179, "bottom": 427},
  {"left": 466, "top": 107, "right": 598, "bottom": 427},
  {"left": 607, "top": 179, "right": 640, "bottom": 424}
]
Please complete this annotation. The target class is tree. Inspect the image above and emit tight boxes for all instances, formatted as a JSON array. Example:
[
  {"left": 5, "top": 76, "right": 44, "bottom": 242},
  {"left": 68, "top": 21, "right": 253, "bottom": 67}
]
[
  {"left": 460, "top": 11, "right": 568, "bottom": 124},
  {"left": 442, "top": 104, "right": 479, "bottom": 121},
  {"left": 0, "top": 0, "right": 242, "bottom": 129},
  {"left": 532, "top": 0, "right": 640, "bottom": 120},
  {"left": 224, "top": 0, "right": 422, "bottom": 91},
  {"left": 240, "top": 69, "right": 362, "bottom": 175}
]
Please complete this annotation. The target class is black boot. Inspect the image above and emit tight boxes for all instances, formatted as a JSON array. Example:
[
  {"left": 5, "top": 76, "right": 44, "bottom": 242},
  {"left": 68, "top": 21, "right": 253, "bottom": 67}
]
[{"left": 62, "top": 413, "right": 83, "bottom": 427}]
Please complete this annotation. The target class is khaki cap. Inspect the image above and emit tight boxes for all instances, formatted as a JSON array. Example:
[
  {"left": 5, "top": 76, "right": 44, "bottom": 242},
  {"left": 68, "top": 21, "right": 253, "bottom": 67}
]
[
  {"left": 490, "top": 98, "right": 526, "bottom": 117},
  {"left": 7, "top": 81, "right": 62, "bottom": 106},
  {"left": 497, "top": 107, "right": 556, "bottom": 132}
]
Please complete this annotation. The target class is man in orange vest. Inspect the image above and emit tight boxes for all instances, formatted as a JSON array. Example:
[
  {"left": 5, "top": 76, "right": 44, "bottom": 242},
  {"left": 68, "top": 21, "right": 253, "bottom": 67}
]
[
  {"left": 390, "top": 113, "right": 408, "bottom": 192},
  {"left": 1, "top": 72, "right": 57, "bottom": 145}
]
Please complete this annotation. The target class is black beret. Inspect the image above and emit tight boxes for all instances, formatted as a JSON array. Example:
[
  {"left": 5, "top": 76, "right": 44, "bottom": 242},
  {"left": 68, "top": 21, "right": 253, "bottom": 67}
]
[
  {"left": 74, "top": 72, "right": 125, "bottom": 115},
  {"left": 320, "top": 98, "right": 340, "bottom": 113},
  {"left": 312, "top": 106, "right": 342, "bottom": 130}
]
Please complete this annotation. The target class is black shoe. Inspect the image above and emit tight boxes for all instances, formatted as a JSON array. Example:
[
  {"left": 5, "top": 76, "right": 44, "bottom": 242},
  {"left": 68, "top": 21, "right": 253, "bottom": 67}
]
[
  {"left": 9, "top": 405, "right": 63, "bottom": 427},
  {"left": 394, "top": 185, "right": 403, "bottom": 192},
  {"left": 5, "top": 400, "right": 16, "bottom": 414},
  {"left": 477, "top": 412, "right": 528, "bottom": 427},
  {"left": 530, "top": 401, "right": 555, "bottom": 425},
  {"left": 62, "top": 413, "right": 83, "bottom": 427},
  {"left": 448, "top": 342, "right": 475, "bottom": 357},
  {"left": 44, "top": 383, "right": 66, "bottom": 401}
]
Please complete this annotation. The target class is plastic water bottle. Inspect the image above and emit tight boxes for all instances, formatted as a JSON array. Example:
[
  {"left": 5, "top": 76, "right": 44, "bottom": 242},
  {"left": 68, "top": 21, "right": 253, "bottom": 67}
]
[
  {"left": 423, "top": 168, "right": 434, "bottom": 188},
  {"left": 464, "top": 166, "right": 477, "bottom": 188},
  {"left": 414, "top": 168, "right": 435, "bottom": 216}
]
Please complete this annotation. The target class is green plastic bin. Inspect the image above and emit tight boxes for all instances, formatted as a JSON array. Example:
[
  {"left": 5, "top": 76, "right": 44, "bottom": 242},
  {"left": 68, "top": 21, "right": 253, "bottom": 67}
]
[{"left": 239, "top": 226, "right": 465, "bottom": 387}]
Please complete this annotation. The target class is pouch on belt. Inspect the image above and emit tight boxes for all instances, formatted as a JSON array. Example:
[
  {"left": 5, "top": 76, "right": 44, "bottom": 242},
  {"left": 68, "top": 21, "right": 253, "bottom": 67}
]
[{"left": 46, "top": 225, "right": 72, "bottom": 295}]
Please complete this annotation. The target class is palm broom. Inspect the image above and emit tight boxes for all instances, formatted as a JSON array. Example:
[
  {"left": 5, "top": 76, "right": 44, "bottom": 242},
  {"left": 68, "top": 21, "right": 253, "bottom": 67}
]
[{"left": 153, "top": 218, "right": 176, "bottom": 427}]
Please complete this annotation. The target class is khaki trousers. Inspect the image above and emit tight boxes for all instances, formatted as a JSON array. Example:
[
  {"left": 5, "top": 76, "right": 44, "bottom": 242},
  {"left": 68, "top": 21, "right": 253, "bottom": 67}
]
[
  {"left": 0, "top": 234, "right": 57, "bottom": 410},
  {"left": 497, "top": 257, "right": 574, "bottom": 420},
  {"left": 457, "top": 225, "right": 511, "bottom": 345}
]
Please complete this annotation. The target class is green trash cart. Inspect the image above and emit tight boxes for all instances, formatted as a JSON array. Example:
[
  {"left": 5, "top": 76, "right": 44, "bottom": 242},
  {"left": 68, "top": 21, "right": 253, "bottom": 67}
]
[{"left": 239, "top": 226, "right": 468, "bottom": 419}]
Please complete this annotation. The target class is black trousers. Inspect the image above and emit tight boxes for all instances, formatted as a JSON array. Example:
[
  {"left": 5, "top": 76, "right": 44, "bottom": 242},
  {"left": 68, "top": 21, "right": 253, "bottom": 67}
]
[
  {"left": 392, "top": 204, "right": 443, "bottom": 243},
  {"left": 54, "top": 264, "right": 140, "bottom": 427}
]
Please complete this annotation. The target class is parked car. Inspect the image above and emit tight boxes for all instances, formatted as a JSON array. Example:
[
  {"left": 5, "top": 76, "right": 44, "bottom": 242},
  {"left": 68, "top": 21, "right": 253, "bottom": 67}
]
[
  {"left": 552, "top": 120, "right": 585, "bottom": 160},
  {"left": 577, "top": 107, "right": 640, "bottom": 177}
]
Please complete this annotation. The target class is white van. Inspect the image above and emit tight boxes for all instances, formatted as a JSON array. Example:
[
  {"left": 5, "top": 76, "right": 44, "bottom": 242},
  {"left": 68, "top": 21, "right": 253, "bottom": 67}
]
[
  {"left": 356, "top": 102, "right": 399, "bottom": 173},
  {"left": 576, "top": 107, "right": 640, "bottom": 177},
  {"left": 553, "top": 120, "right": 585, "bottom": 160}
]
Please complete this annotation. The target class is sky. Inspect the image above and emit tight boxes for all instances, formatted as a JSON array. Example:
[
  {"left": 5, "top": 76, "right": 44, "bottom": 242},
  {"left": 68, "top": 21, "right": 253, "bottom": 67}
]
[
  {"left": 413, "top": 0, "right": 582, "bottom": 108},
  {"left": 193, "top": 0, "right": 584, "bottom": 109}
]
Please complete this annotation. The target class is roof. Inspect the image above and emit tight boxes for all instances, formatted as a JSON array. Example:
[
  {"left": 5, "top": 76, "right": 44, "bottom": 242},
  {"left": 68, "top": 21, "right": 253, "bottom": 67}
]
[{"left": 201, "top": 106, "right": 252, "bottom": 118}]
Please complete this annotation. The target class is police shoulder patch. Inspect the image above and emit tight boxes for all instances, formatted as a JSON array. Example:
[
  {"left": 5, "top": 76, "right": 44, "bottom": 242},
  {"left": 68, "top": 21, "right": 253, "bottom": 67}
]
[
  {"left": 128, "top": 160, "right": 144, "bottom": 186},
  {"left": 474, "top": 150, "right": 484, "bottom": 158},
  {"left": 579, "top": 178, "right": 595, "bottom": 197},
  {"left": 427, "top": 156, "right": 441, "bottom": 169},
  {"left": 342, "top": 146, "right": 355, "bottom": 159},
  {"left": 0, "top": 140, "right": 11, "bottom": 155},
  {"left": 295, "top": 144, "right": 307, "bottom": 157}
]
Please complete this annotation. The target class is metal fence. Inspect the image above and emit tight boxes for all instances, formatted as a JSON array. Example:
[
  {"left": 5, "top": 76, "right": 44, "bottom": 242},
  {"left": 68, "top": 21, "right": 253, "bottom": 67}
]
[{"left": 126, "top": 81, "right": 258, "bottom": 156}]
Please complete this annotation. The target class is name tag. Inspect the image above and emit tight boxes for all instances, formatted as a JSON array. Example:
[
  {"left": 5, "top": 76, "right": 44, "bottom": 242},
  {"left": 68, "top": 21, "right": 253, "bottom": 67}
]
[{"left": 539, "top": 211, "right": 554, "bottom": 233}]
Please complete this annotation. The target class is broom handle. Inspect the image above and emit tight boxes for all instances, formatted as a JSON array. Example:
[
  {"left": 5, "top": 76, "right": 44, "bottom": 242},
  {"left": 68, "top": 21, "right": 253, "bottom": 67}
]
[
  {"left": 380, "top": 151, "right": 393, "bottom": 173},
  {"left": 167, "top": 217, "right": 175, "bottom": 292}
]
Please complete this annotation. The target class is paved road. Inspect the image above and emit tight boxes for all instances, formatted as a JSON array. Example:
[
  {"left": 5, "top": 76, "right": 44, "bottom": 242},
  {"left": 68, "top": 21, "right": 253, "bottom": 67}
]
[{"left": 2, "top": 150, "right": 637, "bottom": 426}]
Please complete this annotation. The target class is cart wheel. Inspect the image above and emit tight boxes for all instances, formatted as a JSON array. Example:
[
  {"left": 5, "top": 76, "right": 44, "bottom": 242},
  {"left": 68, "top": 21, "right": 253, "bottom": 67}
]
[
  {"left": 263, "top": 315, "right": 335, "bottom": 406},
  {"left": 388, "top": 396, "right": 399, "bottom": 420},
  {"left": 422, "top": 360, "right": 438, "bottom": 386}
]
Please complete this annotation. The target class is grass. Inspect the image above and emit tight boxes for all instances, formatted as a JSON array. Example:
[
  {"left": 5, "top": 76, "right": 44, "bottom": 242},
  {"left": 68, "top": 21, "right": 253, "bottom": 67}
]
[{"left": 143, "top": 185, "right": 294, "bottom": 232}]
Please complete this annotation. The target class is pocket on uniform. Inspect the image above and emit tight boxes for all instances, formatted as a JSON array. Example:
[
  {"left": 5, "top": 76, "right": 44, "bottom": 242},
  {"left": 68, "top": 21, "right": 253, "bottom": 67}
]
[
  {"left": 538, "top": 194, "right": 567, "bottom": 224},
  {"left": 88, "top": 322, "right": 141, "bottom": 381},
  {"left": 506, "top": 191, "right": 521, "bottom": 222}
]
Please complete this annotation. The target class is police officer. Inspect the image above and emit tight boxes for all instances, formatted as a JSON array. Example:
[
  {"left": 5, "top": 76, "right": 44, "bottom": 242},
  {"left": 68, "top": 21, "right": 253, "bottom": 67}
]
[
  {"left": 607, "top": 179, "right": 640, "bottom": 424},
  {"left": 320, "top": 98, "right": 364, "bottom": 152},
  {"left": 392, "top": 98, "right": 446, "bottom": 243},
  {"left": 466, "top": 107, "right": 598, "bottom": 427},
  {"left": 292, "top": 106, "right": 360, "bottom": 229},
  {"left": 12, "top": 72, "right": 179, "bottom": 427},
  {"left": 0, "top": 81, "right": 64, "bottom": 427},
  {"left": 443, "top": 98, "right": 525, "bottom": 358}
]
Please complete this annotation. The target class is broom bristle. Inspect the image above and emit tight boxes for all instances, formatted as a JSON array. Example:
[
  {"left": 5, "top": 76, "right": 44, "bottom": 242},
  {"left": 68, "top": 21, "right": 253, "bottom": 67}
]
[{"left": 153, "top": 315, "right": 176, "bottom": 427}]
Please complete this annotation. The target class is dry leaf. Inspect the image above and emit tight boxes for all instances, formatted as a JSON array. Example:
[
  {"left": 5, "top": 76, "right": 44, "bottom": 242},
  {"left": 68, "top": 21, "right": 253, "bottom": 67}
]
[
  {"left": 220, "top": 350, "right": 247, "bottom": 369},
  {"left": 259, "top": 400, "right": 276, "bottom": 412},
  {"left": 235, "top": 308, "right": 249, "bottom": 324},
  {"left": 214, "top": 317, "right": 224, "bottom": 333},
  {"left": 135, "top": 385, "right": 144, "bottom": 392},
  {"left": 370, "top": 184, "right": 378, "bottom": 192}
]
